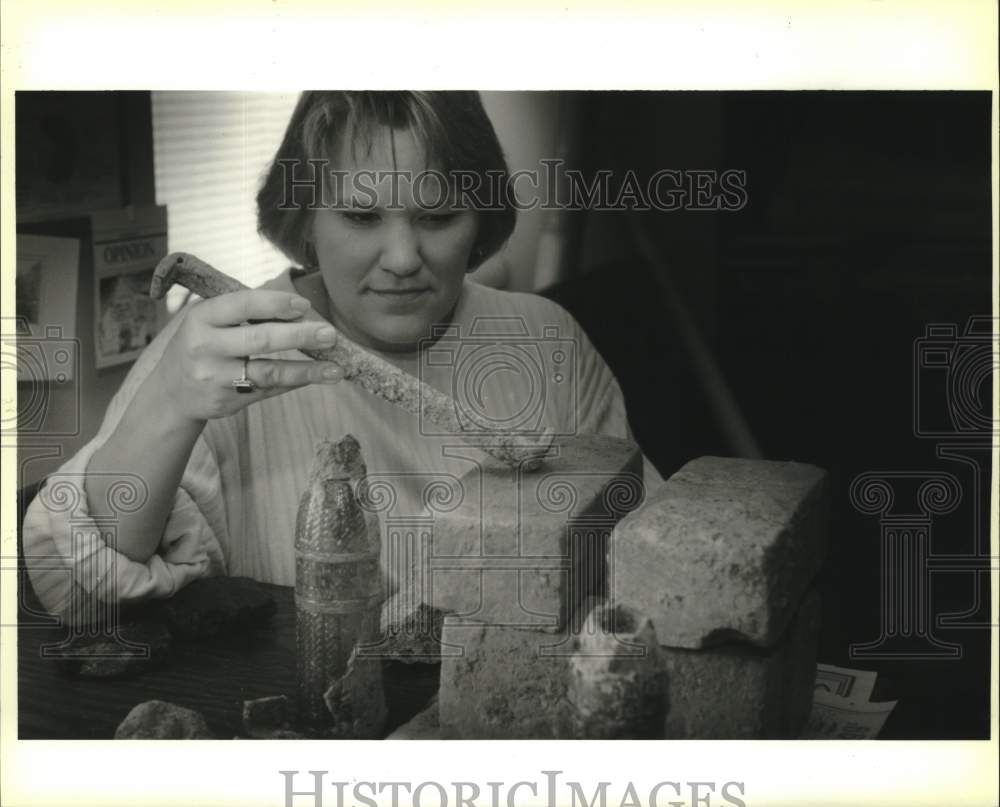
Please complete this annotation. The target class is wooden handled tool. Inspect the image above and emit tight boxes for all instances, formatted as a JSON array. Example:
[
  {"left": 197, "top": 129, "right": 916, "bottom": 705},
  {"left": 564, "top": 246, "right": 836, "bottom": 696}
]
[{"left": 150, "top": 252, "right": 554, "bottom": 470}]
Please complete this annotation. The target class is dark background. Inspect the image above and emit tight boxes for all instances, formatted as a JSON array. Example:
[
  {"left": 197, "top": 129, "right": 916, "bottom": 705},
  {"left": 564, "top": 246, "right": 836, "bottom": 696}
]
[{"left": 545, "top": 91, "right": 993, "bottom": 738}]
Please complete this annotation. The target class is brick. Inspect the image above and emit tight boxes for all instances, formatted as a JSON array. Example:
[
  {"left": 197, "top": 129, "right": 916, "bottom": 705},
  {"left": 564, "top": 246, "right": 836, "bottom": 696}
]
[
  {"left": 612, "top": 456, "right": 828, "bottom": 648},
  {"left": 438, "top": 601, "right": 667, "bottom": 739},
  {"left": 438, "top": 619, "right": 574, "bottom": 738},
  {"left": 661, "top": 587, "right": 821, "bottom": 739},
  {"left": 430, "top": 434, "right": 644, "bottom": 631}
]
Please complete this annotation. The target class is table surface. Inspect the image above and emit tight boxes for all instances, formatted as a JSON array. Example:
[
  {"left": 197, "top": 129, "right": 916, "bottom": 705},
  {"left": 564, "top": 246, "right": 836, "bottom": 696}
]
[
  {"left": 16, "top": 577, "right": 990, "bottom": 740},
  {"left": 17, "top": 582, "right": 439, "bottom": 740}
]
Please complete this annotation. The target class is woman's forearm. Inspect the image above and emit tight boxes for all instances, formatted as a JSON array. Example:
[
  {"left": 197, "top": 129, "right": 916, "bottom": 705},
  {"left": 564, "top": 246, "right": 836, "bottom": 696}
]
[{"left": 85, "top": 371, "right": 207, "bottom": 563}]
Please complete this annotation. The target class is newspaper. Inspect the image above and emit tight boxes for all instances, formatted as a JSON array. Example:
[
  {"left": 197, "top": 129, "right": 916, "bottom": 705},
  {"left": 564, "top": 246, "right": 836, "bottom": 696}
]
[{"left": 802, "top": 663, "right": 897, "bottom": 739}]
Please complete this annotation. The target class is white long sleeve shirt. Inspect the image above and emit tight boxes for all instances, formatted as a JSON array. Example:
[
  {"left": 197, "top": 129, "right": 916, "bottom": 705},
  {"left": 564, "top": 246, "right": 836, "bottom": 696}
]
[{"left": 23, "top": 271, "right": 661, "bottom": 624}]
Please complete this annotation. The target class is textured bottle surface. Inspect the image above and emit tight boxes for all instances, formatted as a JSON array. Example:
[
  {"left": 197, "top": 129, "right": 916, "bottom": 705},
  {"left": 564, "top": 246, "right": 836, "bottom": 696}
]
[{"left": 294, "top": 437, "right": 385, "bottom": 732}]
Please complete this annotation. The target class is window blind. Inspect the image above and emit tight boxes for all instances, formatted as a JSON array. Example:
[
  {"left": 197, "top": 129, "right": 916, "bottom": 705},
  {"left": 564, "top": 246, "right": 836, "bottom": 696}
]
[{"left": 151, "top": 91, "right": 300, "bottom": 311}]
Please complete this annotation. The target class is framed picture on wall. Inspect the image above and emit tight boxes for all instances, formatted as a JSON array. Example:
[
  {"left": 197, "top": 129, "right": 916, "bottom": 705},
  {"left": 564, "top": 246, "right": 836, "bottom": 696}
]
[
  {"left": 14, "top": 232, "right": 81, "bottom": 383},
  {"left": 91, "top": 205, "right": 169, "bottom": 368}
]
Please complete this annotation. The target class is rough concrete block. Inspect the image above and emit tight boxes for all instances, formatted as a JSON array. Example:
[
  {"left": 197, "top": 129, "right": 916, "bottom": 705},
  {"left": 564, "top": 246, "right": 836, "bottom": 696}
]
[
  {"left": 612, "top": 455, "right": 828, "bottom": 648},
  {"left": 661, "top": 587, "right": 821, "bottom": 739},
  {"left": 439, "top": 620, "right": 572, "bottom": 738},
  {"left": 431, "top": 434, "right": 644, "bottom": 631},
  {"left": 438, "top": 602, "right": 666, "bottom": 739}
]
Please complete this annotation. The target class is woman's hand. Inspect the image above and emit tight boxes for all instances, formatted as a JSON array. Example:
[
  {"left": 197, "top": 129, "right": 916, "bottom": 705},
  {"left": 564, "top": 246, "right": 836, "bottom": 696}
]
[{"left": 154, "top": 289, "right": 345, "bottom": 422}]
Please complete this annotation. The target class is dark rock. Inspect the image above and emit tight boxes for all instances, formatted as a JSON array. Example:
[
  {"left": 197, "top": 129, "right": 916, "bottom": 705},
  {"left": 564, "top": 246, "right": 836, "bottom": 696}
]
[
  {"left": 242, "top": 695, "right": 292, "bottom": 738},
  {"left": 375, "top": 598, "right": 447, "bottom": 662},
  {"left": 265, "top": 729, "right": 309, "bottom": 739},
  {"left": 56, "top": 620, "right": 172, "bottom": 679},
  {"left": 321, "top": 648, "right": 387, "bottom": 739},
  {"left": 386, "top": 696, "right": 440, "bottom": 739},
  {"left": 114, "top": 700, "right": 214, "bottom": 739},
  {"left": 156, "top": 576, "right": 277, "bottom": 639}
]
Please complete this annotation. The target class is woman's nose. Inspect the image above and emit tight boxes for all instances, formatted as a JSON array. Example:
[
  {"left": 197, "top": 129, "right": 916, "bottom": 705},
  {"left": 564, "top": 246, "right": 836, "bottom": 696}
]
[{"left": 379, "top": 221, "right": 422, "bottom": 276}]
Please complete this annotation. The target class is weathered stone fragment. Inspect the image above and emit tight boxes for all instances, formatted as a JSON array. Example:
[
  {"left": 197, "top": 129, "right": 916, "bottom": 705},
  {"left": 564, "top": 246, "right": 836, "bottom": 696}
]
[
  {"left": 114, "top": 700, "right": 214, "bottom": 739},
  {"left": 612, "top": 456, "right": 828, "bottom": 648},
  {"left": 661, "top": 587, "right": 821, "bottom": 739},
  {"left": 568, "top": 603, "right": 668, "bottom": 739},
  {"left": 321, "top": 648, "right": 387, "bottom": 739},
  {"left": 155, "top": 576, "right": 277, "bottom": 639},
  {"left": 58, "top": 620, "right": 172, "bottom": 679},
  {"left": 431, "top": 434, "right": 644, "bottom": 631},
  {"left": 439, "top": 602, "right": 667, "bottom": 739},
  {"left": 371, "top": 597, "right": 447, "bottom": 662}
]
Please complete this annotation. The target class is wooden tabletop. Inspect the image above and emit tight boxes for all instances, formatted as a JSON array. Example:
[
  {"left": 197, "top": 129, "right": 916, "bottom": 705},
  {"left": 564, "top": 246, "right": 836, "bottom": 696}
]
[{"left": 16, "top": 582, "right": 439, "bottom": 739}]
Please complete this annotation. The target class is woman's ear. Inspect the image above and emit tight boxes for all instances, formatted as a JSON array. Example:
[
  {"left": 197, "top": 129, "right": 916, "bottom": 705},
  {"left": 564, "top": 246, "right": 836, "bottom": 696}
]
[
  {"left": 304, "top": 240, "right": 319, "bottom": 270},
  {"left": 466, "top": 244, "right": 486, "bottom": 272},
  {"left": 302, "top": 213, "right": 319, "bottom": 270}
]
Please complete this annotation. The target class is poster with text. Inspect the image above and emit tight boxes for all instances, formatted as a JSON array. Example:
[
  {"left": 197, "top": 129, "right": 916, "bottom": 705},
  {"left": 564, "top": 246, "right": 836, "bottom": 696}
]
[{"left": 92, "top": 205, "right": 168, "bottom": 368}]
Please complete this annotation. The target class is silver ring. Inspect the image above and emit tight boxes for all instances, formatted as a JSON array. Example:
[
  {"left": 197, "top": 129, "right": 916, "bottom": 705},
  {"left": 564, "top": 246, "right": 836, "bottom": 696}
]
[{"left": 232, "top": 357, "right": 256, "bottom": 393}]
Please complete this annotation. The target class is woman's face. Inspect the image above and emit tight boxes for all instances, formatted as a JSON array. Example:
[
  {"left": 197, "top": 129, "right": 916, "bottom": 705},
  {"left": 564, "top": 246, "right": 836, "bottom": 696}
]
[{"left": 309, "top": 126, "right": 478, "bottom": 354}]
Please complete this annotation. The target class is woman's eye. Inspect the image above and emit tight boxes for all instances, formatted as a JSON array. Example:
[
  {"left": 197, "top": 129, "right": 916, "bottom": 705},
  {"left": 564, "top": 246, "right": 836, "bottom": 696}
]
[
  {"left": 420, "top": 212, "right": 457, "bottom": 227},
  {"left": 341, "top": 210, "right": 379, "bottom": 225}
]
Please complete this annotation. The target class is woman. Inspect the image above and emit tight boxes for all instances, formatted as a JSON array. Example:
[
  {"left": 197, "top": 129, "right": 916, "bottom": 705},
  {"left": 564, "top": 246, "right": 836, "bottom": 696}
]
[{"left": 23, "top": 91, "right": 657, "bottom": 625}]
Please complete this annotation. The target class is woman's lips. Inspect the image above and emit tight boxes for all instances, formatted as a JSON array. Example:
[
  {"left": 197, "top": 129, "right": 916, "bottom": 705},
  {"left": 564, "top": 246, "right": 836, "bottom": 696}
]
[{"left": 368, "top": 288, "right": 430, "bottom": 305}]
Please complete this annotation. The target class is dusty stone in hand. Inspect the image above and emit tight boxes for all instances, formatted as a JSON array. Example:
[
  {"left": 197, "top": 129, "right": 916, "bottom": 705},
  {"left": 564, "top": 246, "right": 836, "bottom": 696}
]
[
  {"left": 156, "top": 576, "right": 277, "bottom": 639},
  {"left": 57, "top": 620, "right": 171, "bottom": 679},
  {"left": 114, "top": 700, "right": 214, "bottom": 739}
]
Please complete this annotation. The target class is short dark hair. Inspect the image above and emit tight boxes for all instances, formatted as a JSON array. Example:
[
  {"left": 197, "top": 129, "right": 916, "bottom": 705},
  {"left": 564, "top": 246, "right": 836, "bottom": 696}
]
[{"left": 257, "top": 91, "right": 517, "bottom": 270}]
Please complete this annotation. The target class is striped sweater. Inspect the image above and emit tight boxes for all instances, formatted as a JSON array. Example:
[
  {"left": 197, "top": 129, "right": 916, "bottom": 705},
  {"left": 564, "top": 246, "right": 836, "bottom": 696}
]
[{"left": 23, "top": 270, "right": 661, "bottom": 623}]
